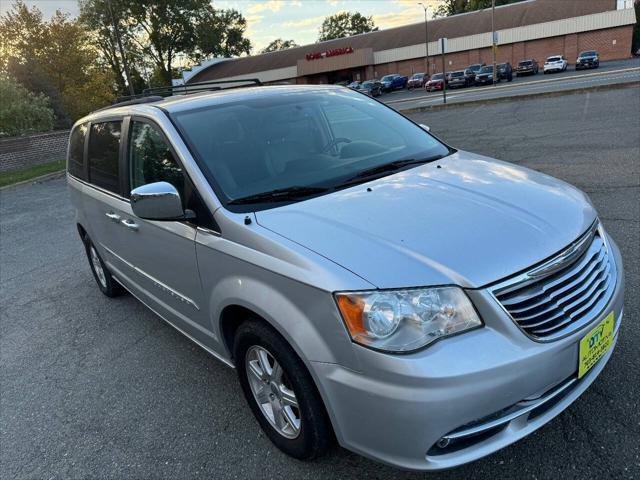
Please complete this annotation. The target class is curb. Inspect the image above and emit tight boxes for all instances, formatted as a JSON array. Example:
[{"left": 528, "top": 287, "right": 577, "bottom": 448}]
[
  {"left": 395, "top": 80, "right": 640, "bottom": 114},
  {"left": 0, "top": 170, "right": 66, "bottom": 191}
]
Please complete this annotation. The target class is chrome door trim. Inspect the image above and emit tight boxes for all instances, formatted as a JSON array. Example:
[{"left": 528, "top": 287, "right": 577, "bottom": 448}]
[{"left": 101, "top": 243, "right": 200, "bottom": 311}]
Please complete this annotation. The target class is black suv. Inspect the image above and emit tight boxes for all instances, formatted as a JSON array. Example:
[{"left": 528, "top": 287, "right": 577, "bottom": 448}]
[
  {"left": 516, "top": 59, "right": 539, "bottom": 76},
  {"left": 576, "top": 51, "right": 599, "bottom": 70},
  {"left": 497, "top": 62, "right": 513, "bottom": 81}
]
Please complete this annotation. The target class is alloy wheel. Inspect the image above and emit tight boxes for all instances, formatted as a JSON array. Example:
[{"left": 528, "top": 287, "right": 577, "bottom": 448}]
[{"left": 245, "top": 345, "right": 301, "bottom": 439}]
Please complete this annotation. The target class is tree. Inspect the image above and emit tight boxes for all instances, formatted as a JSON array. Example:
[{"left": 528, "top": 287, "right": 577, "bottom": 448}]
[
  {"left": 78, "top": 0, "right": 144, "bottom": 95},
  {"left": 318, "top": 12, "right": 377, "bottom": 42},
  {"left": 0, "top": 75, "right": 54, "bottom": 136},
  {"left": 261, "top": 38, "right": 299, "bottom": 54},
  {"left": 78, "top": 0, "right": 252, "bottom": 88},
  {"left": 0, "top": 1, "right": 115, "bottom": 126},
  {"left": 434, "top": 0, "right": 525, "bottom": 17}
]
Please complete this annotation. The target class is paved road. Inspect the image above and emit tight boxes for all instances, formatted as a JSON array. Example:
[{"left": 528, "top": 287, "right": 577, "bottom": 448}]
[
  {"left": 1, "top": 86, "right": 639, "bottom": 479},
  {"left": 380, "top": 58, "right": 640, "bottom": 110}
]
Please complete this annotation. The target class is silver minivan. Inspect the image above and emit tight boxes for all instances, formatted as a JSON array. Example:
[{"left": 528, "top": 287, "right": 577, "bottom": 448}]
[{"left": 67, "top": 84, "right": 624, "bottom": 471}]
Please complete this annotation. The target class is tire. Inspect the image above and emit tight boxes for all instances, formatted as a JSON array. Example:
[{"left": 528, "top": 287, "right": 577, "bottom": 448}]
[
  {"left": 83, "top": 235, "right": 125, "bottom": 297},
  {"left": 234, "top": 319, "right": 333, "bottom": 460}
]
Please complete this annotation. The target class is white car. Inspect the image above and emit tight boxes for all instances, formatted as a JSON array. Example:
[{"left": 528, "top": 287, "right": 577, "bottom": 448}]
[{"left": 544, "top": 55, "right": 567, "bottom": 74}]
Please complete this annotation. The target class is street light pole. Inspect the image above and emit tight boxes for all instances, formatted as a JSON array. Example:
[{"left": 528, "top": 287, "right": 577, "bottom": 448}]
[
  {"left": 418, "top": 3, "right": 429, "bottom": 75},
  {"left": 492, "top": 0, "right": 497, "bottom": 86}
]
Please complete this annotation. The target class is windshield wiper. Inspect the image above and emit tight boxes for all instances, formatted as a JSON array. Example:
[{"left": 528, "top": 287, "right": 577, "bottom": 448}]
[
  {"left": 338, "top": 155, "right": 445, "bottom": 186},
  {"left": 228, "top": 186, "right": 329, "bottom": 205}
]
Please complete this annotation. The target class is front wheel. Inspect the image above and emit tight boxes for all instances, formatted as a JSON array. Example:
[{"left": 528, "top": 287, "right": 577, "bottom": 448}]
[{"left": 234, "top": 320, "right": 333, "bottom": 460}]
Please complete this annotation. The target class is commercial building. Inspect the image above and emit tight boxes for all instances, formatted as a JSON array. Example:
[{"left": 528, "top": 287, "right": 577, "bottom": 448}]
[{"left": 184, "top": 0, "right": 637, "bottom": 86}]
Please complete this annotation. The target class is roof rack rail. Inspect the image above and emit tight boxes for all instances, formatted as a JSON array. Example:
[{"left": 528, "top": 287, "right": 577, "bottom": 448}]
[
  {"left": 142, "top": 78, "right": 263, "bottom": 97},
  {"left": 102, "top": 78, "right": 263, "bottom": 111}
]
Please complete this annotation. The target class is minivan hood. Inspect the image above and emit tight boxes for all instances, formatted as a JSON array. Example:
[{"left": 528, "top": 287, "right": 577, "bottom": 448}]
[{"left": 256, "top": 151, "right": 596, "bottom": 289}]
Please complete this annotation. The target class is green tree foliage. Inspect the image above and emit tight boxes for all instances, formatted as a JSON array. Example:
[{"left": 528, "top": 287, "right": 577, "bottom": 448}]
[
  {"left": 435, "top": 0, "right": 524, "bottom": 17},
  {"left": 0, "top": 76, "right": 54, "bottom": 136},
  {"left": 0, "top": 1, "right": 115, "bottom": 127},
  {"left": 79, "top": 0, "right": 252, "bottom": 89},
  {"left": 261, "top": 38, "right": 299, "bottom": 53},
  {"left": 318, "top": 12, "right": 377, "bottom": 42}
]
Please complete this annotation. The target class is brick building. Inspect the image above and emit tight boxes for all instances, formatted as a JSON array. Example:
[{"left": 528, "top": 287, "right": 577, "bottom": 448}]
[{"left": 185, "top": 0, "right": 636, "bottom": 86}]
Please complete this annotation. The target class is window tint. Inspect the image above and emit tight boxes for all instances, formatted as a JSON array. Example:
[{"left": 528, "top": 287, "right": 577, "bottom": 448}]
[
  {"left": 88, "top": 121, "right": 121, "bottom": 193},
  {"left": 129, "top": 121, "right": 185, "bottom": 201},
  {"left": 68, "top": 123, "right": 87, "bottom": 179}
]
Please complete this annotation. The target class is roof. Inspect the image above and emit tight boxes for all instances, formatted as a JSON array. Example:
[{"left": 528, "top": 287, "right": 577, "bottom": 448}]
[{"left": 189, "top": 0, "right": 615, "bottom": 83}]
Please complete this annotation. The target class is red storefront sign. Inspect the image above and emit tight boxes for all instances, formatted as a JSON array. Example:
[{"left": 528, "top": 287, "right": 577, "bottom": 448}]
[{"left": 305, "top": 46, "right": 354, "bottom": 61}]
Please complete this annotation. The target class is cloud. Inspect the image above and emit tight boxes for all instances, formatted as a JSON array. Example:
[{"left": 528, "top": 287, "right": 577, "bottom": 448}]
[
  {"left": 373, "top": 8, "right": 422, "bottom": 29},
  {"left": 289, "top": 0, "right": 302, "bottom": 6},
  {"left": 282, "top": 15, "right": 325, "bottom": 28},
  {"left": 247, "top": 1, "right": 284, "bottom": 14},
  {"left": 326, "top": 0, "right": 339, "bottom": 5}
]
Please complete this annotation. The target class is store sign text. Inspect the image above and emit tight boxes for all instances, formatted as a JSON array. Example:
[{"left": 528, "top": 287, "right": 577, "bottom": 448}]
[{"left": 305, "top": 46, "right": 354, "bottom": 61}]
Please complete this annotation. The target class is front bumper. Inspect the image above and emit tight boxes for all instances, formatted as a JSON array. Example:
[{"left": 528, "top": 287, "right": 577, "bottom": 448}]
[{"left": 313, "top": 237, "right": 624, "bottom": 471}]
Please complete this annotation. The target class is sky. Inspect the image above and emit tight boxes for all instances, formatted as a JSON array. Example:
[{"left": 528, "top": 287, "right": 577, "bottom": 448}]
[{"left": 0, "top": 0, "right": 444, "bottom": 52}]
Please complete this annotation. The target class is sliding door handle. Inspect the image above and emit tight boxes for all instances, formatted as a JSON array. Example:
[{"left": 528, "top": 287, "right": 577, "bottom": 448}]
[{"left": 105, "top": 212, "right": 121, "bottom": 222}]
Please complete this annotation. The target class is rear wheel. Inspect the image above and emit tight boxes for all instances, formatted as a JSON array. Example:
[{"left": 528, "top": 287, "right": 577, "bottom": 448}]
[
  {"left": 83, "top": 236, "right": 125, "bottom": 297},
  {"left": 234, "top": 319, "right": 333, "bottom": 460}
]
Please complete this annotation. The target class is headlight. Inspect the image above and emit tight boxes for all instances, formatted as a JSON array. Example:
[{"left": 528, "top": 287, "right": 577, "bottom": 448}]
[{"left": 335, "top": 287, "right": 482, "bottom": 352}]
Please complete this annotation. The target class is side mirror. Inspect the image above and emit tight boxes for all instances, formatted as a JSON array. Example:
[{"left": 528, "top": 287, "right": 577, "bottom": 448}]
[
  {"left": 419, "top": 124, "right": 431, "bottom": 132},
  {"left": 130, "top": 181, "right": 189, "bottom": 221}
]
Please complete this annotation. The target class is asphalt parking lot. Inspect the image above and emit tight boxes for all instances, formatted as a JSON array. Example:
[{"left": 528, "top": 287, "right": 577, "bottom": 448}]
[{"left": 1, "top": 85, "right": 639, "bottom": 479}]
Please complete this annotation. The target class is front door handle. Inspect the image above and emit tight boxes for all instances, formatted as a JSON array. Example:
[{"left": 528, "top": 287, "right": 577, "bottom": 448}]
[
  {"left": 120, "top": 219, "right": 139, "bottom": 231},
  {"left": 105, "top": 212, "right": 121, "bottom": 222}
]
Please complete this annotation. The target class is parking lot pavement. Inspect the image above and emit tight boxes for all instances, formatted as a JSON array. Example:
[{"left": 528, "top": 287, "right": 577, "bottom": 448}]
[
  {"left": 1, "top": 86, "right": 639, "bottom": 479},
  {"left": 381, "top": 58, "right": 640, "bottom": 110}
]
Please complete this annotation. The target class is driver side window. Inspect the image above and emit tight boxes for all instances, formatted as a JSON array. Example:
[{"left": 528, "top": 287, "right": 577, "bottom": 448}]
[{"left": 129, "top": 121, "right": 185, "bottom": 202}]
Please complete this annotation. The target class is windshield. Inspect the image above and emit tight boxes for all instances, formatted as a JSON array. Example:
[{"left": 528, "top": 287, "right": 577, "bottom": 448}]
[
  {"left": 469, "top": 64, "right": 482, "bottom": 71},
  {"left": 449, "top": 71, "right": 464, "bottom": 77},
  {"left": 518, "top": 61, "right": 532, "bottom": 66},
  {"left": 431, "top": 73, "right": 444, "bottom": 80},
  {"left": 381, "top": 75, "right": 396, "bottom": 81},
  {"left": 547, "top": 57, "right": 561, "bottom": 62},
  {"left": 171, "top": 89, "right": 450, "bottom": 211},
  {"left": 411, "top": 73, "right": 424, "bottom": 79},
  {"left": 580, "top": 51, "right": 596, "bottom": 57},
  {"left": 479, "top": 66, "right": 493, "bottom": 73},
  {"left": 362, "top": 81, "right": 374, "bottom": 87}
]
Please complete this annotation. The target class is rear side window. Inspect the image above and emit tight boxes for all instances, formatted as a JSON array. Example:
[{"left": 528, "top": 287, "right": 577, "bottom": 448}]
[
  {"left": 88, "top": 121, "right": 121, "bottom": 194},
  {"left": 68, "top": 123, "right": 87, "bottom": 179},
  {"left": 129, "top": 121, "right": 185, "bottom": 201}
]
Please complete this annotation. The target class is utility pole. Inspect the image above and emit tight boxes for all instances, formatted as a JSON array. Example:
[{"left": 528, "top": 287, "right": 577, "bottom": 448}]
[
  {"left": 440, "top": 38, "right": 447, "bottom": 104},
  {"left": 108, "top": 0, "right": 135, "bottom": 96},
  {"left": 418, "top": 3, "right": 429, "bottom": 75},
  {"left": 492, "top": 0, "right": 497, "bottom": 86}
]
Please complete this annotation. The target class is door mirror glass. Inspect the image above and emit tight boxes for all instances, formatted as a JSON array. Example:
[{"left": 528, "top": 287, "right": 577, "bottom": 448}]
[
  {"left": 130, "top": 181, "right": 186, "bottom": 220},
  {"left": 419, "top": 124, "right": 430, "bottom": 132}
]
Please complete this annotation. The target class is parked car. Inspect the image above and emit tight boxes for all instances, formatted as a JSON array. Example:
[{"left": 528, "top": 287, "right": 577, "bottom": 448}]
[
  {"left": 468, "top": 63, "right": 486, "bottom": 74},
  {"left": 346, "top": 81, "right": 361, "bottom": 90},
  {"left": 475, "top": 66, "right": 499, "bottom": 85},
  {"left": 355, "top": 79, "right": 383, "bottom": 97},
  {"left": 447, "top": 70, "right": 471, "bottom": 88},
  {"left": 425, "top": 72, "right": 446, "bottom": 91},
  {"left": 67, "top": 83, "right": 624, "bottom": 472},
  {"left": 516, "top": 59, "right": 539, "bottom": 76},
  {"left": 576, "top": 50, "right": 599, "bottom": 70},
  {"left": 497, "top": 62, "right": 513, "bottom": 81},
  {"left": 380, "top": 74, "right": 408, "bottom": 91},
  {"left": 407, "top": 72, "right": 428, "bottom": 90},
  {"left": 544, "top": 55, "right": 568, "bottom": 74}
]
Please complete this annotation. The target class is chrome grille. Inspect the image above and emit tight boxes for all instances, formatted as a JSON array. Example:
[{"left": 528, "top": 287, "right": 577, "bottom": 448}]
[{"left": 492, "top": 223, "right": 616, "bottom": 341}]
